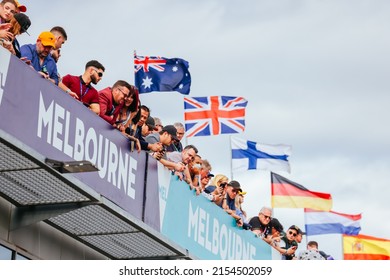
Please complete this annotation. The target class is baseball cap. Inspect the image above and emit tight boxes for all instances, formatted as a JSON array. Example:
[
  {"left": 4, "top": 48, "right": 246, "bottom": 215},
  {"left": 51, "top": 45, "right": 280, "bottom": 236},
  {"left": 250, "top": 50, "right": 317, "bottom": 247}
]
[
  {"left": 270, "top": 218, "right": 284, "bottom": 233},
  {"left": 14, "top": 13, "right": 31, "bottom": 35},
  {"left": 162, "top": 125, "right": 178, "bottom": 141},
  {"left": 38, "top": 31, "right": 56, "bottom": 48},
  {"left": 15, "top": 0, "right": 27, "bottom": 13},
  {"left": 288, "top": 225, "right": 303, "bottom": 235},
  {"left": 145, "top": 116, "right": 155, "bottom": 130},
  {"left": 227, "top": 180, "right": 242, "bottom": 192}
]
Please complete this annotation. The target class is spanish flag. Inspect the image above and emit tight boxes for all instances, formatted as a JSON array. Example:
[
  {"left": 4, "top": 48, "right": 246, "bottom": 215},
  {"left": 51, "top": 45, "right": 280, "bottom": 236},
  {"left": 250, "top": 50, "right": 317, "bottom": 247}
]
[
  {"left": 271, "top": 172, "right": 332, "bottom": 211},
  {"left": 343, "top": 234, "right": 390, "bottom": 260}
]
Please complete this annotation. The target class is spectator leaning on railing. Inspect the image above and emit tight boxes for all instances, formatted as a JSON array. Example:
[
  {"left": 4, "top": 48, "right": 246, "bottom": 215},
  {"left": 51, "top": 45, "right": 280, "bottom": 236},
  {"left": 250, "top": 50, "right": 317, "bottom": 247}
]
[{"left": 20, "top": 31, "right": 59, "bottom": 85}]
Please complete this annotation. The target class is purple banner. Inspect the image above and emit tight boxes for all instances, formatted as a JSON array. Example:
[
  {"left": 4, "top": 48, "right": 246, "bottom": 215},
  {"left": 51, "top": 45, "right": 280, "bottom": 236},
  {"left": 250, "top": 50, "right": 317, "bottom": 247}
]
[
  {"left": 143, "top": 156, "right": 160, "bottom": 231},
  {"left": 0, "top": 51, "right": 157, "bottom": 222}
]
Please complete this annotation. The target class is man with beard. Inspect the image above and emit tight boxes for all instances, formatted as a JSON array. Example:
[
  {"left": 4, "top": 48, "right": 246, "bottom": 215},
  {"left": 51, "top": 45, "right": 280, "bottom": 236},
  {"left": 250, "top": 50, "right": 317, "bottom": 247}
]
[
  {"left": 20, "top": 31, "right": 59, "bottom": 85},
  {"left": 59, "top": 60, "right": 105, "bottom": 115},
  {"left": 98, "top": 80, "right": 131, "bottom": 126},
  {"left": 50, "top": 26, "right": 67, "bottom": 51}
]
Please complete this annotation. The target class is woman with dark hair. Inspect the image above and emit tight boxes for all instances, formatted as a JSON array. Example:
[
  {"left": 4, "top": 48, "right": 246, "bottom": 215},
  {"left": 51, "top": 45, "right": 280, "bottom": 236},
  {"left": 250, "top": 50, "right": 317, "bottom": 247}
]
[{"left": 116, "top": 85, "right": 139, "bottom": 132}]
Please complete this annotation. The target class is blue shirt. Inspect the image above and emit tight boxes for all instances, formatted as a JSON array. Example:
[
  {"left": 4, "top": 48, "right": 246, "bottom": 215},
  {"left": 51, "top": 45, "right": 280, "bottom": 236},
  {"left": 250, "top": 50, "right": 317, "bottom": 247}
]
[
  {"left": 224, "top": 195, "right": 236, "bottom": 210},
  {"left": 20, "top": 44, "right": 59, "bottom": 85}
]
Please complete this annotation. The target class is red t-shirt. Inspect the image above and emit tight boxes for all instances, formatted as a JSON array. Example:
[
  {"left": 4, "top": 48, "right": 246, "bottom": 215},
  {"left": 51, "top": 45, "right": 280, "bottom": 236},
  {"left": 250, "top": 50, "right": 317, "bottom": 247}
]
[{"left": 61, "top": 75, "right": 99, "bottom": 105}]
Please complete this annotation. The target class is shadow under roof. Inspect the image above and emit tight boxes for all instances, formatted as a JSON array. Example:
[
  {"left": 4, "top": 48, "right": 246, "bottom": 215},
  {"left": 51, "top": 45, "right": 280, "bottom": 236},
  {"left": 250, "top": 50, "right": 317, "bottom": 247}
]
[{"left": 0, "top": 134, "right": 192, "bottom": 260}]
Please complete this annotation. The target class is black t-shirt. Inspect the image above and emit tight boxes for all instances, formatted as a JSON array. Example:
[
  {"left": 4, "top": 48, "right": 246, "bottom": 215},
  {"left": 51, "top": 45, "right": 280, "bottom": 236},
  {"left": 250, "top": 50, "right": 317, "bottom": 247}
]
[
  {"left": 280, "top": 236, "right": 298, "bottom": 260},
  {"left": 249, "top": 216, "right": 271, "bottom": 237}
]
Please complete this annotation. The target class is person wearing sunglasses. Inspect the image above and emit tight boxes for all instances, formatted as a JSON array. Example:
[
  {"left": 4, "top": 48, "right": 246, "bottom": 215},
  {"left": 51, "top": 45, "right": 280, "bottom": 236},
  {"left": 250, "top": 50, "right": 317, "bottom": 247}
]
[
  {"left": 59, "top": 60, "right": 105, "bottom": 115},
  {"left": 249, "top": 206, "right": 273, "bottom": 238},
  {"left": 274, "top": 225, "right": 300, "bottom": 260},
  {"left": 221, "top": 180, "right": 249, "bottom": 228},
  {"left": 222, "top": 180, "right": 242, "bottom": 210}
]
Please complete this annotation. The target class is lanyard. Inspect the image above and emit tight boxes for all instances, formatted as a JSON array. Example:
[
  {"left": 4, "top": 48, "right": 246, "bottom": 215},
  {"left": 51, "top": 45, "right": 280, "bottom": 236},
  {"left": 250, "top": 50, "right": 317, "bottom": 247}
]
[
  {"left": 79, "top": 80, "right": 90, "bottom": 100},
  {"left": 108, "top": 105, "right": 116, "bottom": 116}
]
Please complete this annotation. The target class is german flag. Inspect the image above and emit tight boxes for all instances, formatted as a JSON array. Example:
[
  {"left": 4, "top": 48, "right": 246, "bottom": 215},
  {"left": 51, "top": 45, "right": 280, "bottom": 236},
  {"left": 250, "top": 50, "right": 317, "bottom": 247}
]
[
  {"left": 271, "top": 172, "right": 332, "bottom": 211},
  {"left": 343, "top": 234, "right": 390, "bottom": 260}
]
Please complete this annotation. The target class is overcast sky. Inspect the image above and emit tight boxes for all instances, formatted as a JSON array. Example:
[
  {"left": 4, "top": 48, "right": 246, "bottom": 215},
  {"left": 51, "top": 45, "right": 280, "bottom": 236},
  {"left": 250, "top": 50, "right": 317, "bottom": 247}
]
[{"left": 20, "top": 0, "right": 390, "bottom": 259}]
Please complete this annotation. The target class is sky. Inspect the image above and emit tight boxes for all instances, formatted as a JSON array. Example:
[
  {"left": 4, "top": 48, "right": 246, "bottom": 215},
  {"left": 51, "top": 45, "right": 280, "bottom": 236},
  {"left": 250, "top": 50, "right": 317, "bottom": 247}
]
[{"left": 18, "top": 0, "right": 390, "bottom": 260}]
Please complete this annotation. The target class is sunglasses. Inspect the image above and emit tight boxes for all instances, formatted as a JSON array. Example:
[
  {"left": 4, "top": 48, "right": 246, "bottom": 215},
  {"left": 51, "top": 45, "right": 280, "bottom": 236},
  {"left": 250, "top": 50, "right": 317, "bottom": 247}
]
[
  {"left": 92, "top": 68, "right": 103, "bottom": 77},
  {"left": 219, "top": 183, "right": 227, "bottom": 188},
  {"left": 288, "top": 231, "right": 297, "bottom": 237},
  {"left": 261, "top": 213, "right": 271, "bottom": 220}
]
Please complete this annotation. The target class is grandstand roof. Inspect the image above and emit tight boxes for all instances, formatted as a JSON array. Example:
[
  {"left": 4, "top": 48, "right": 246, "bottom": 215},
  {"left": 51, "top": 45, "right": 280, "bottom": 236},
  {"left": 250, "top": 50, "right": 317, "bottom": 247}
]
[{"left": 0, "top": 134, "right": 193, "bottom": 260}]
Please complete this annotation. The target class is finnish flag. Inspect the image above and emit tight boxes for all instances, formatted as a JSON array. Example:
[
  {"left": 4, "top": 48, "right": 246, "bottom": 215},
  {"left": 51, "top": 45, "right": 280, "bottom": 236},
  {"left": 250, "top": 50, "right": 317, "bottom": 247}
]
[{"left": 231, "top": 137, "right": 292, "bottom": 173}]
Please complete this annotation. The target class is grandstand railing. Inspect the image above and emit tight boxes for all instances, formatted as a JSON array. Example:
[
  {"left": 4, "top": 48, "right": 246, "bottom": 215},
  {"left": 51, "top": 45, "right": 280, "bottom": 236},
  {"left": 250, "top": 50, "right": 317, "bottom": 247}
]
[{"left": 0, "top": 47, "right": 270, "bottom": 260}]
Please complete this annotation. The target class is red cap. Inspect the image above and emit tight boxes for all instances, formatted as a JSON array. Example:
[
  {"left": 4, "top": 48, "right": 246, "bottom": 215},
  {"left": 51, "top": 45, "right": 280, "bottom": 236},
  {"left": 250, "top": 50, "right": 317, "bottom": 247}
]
[{"left": 15, "top": 0, "right": 27, "bottom": 13}]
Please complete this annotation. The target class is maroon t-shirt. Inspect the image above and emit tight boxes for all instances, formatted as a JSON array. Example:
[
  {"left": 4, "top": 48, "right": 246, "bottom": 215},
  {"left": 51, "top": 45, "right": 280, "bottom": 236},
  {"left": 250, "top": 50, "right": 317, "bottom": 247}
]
[{"left": 61, "top": 75, "right": 99, "bottom": 105}]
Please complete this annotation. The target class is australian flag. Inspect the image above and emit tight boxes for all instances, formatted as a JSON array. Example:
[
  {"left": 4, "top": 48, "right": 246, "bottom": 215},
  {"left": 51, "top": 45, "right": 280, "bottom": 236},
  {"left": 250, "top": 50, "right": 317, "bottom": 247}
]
[
  {"left": 184, "top": 96, "right": 248, "bottom": 137},
  {"left": 134, "top": 53, "right": 191, "bottom": 94}
]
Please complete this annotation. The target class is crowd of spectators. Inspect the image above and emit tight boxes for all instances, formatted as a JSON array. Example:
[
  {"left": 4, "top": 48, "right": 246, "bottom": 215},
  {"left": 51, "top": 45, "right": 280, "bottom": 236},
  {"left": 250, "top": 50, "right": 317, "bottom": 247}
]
[{"left": 1, "top": 0, "right": 333, "bottom": 260}]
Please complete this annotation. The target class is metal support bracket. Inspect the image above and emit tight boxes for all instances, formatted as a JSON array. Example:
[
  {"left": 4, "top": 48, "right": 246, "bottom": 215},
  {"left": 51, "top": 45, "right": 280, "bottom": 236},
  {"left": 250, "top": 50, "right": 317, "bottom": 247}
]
[{"left": 10, "top": 201, "right": 101, "bottom": 230}]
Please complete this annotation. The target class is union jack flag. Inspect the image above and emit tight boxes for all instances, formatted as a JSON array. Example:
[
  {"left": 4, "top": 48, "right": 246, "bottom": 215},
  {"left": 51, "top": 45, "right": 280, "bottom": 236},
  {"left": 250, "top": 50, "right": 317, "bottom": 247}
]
[
  {"left": 134, "top": 56, "right": 166, "bottom": 73},
  {"left": 134, "top": 53, "right": 191, "bottom": 94},
  {"left": 184, "top": 96, "right": 248, "bottom": 137}
]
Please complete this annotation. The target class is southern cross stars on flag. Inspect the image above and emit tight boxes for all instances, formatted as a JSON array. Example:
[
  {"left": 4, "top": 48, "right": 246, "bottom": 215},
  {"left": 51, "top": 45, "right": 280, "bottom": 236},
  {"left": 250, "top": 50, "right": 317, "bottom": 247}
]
[
  {"left": 184, "top": 96, "right": 248, "bottom": 137},
  {"left": 134, "top": 53, "right": 191, "bottom": 94}
]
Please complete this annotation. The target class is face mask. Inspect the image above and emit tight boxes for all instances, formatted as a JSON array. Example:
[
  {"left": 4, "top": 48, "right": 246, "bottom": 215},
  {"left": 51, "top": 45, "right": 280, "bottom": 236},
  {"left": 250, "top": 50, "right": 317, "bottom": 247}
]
[{"left": 193, "top": 163, "right": 202, "bottom": 170}]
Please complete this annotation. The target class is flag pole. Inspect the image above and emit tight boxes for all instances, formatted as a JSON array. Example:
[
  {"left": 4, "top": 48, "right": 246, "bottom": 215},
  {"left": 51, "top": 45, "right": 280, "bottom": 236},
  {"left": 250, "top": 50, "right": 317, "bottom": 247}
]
[
  {"left": 133, "top": 50, "right": 136, "bottom": 85},
  {"left": 183, "top": 131, "right": 188, "bottom": 149},
  {"left": 229, "top": 135, "right": 234, "bottom": 181},
  {"left": 270, "top": 171, "right": 273, "bottom": 209}
]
